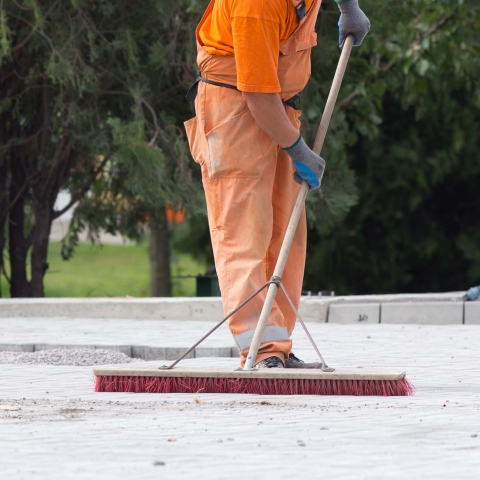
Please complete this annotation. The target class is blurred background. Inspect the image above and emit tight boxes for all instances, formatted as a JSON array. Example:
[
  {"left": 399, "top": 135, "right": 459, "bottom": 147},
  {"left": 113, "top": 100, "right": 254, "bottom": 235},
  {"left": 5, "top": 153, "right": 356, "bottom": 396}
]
[{"left": 0, "top": 0, "right": 479, "bottom": 298}]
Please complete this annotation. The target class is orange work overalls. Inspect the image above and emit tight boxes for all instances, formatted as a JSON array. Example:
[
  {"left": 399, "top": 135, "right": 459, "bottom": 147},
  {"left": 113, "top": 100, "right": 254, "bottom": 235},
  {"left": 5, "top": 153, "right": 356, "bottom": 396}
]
[{"left": 185, "top": 0, "right": 322, "bottom": 366}]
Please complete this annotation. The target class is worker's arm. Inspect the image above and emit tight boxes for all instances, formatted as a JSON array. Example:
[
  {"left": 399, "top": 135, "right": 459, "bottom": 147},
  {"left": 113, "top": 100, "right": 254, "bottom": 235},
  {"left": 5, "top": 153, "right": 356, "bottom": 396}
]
[
  {"left": 242, "top": 92, "right": 298, "bottom": 149},
  {"left": 243, "top": 92, "right": 325, "bottom": 190}
]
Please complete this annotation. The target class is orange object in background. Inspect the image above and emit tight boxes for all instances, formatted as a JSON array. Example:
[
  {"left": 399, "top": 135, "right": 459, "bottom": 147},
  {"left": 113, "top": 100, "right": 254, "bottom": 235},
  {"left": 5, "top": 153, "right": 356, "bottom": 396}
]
[
  {"left": 166, "top": 205, "right": 186, "bottom": 225},
  {"left": 184, "top": 0, "right": 322, "bottom": 366}
]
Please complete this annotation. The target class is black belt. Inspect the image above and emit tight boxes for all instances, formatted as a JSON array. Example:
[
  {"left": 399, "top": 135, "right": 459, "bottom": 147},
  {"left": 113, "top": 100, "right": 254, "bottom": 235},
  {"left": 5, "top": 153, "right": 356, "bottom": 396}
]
[{"left": 186, "top": 73, "right": 301, "bottom": 111}]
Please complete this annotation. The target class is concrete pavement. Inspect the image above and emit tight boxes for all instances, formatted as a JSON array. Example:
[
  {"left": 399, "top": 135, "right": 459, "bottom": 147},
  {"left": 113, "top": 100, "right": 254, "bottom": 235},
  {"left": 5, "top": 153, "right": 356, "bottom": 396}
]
[{"left": 1, "top": 323, "right": 480, "bottom": 479}]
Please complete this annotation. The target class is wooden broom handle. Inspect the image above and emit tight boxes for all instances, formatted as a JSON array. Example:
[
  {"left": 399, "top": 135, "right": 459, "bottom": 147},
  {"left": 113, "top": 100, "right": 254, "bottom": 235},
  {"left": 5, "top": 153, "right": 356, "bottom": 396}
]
[
  {"left": 243, "top": 36, "right": 355, "bottom": 370},
  {"left": 274, "top": 34, "right": 356, "bottom": 279},
  {"left": 312, "top": 35, "right": 355, "bottom": 155},
  {"left": 280, "top": 33, "right": 356, "bottom": 256}
]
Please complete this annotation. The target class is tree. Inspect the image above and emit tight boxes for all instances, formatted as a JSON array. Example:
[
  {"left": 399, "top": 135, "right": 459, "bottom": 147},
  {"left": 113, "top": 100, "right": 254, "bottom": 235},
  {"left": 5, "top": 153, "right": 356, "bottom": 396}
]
[
  {"left": 300, "top": 0, "right": 480, "bottom": 294},
  {"left": 173, "top": 0, "right": 480, "bottom": 295},
  {"left": 3, "top": 0, "right": 478, "bottom": 299},
  {"left": 0, "top": 0, "right": 203, "bottom": 297}
]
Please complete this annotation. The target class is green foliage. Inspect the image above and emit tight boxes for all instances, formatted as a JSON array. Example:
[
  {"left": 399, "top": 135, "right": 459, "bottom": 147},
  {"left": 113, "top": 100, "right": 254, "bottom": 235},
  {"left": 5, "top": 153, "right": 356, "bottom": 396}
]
[
  {"left": 2, "top": 0, "right": 479, "bottom": 296},
  {"left": 0, "top": 1, "right": 205, "bottom": 295},
  {"left": 55, "top": 0, "right": 206, "bottom": 255},
  {"left": 0, "top": 10, "right": 10, "bottom": 60},
  {"left": 302, "top": 0, "right": 480, "bottom": 294},
  {"left": 174, "top": 0, "right": 480, "bottom": 294}
]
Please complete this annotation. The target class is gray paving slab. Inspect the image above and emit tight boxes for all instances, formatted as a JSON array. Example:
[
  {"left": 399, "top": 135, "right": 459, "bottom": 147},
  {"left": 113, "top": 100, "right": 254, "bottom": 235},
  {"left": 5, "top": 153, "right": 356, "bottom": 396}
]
[
  {"left": 195, "top": 347, "right": 233, "bottom": 358},
  {"left": 0, "top": 343, "right": 34, "bottom": 352},
  {"left": 0, "top": 297, "right": 226, "bottom": 320},
  {"left": 0, "top": 292, "right": 465, "bottom": 322},
  {"left": 328, "top": 303, "right": 380, "bottom": 323},
  {"left": 132, "top": 346, "right": 166, "bottom": 361},
  {"left": 0, "top": 297, "right": 328, "bottom": 322},
  {"left": 1, "top": 325, "right": 480, "bottom": 479},
  {"left": 34, "top": 343, "right": 96, "bottom": 351},
  {"left": 297, "top": 296, "right": 328, "bottom": 322},
  {"left": 381, "top": 302, "right": 464, "bottom": 324},
  {"left": 464, "top": 302, "right": 480, "bottom": 324},
  {"left": 164, "top": 347, "right": 195, "bottom": 361}
]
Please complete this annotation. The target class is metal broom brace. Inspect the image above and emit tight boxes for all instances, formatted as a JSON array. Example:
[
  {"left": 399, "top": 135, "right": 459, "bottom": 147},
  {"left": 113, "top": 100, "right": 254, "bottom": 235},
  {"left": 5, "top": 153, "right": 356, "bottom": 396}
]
[{"left": 243, "top": 35, "right": 355, "bottom": 371}]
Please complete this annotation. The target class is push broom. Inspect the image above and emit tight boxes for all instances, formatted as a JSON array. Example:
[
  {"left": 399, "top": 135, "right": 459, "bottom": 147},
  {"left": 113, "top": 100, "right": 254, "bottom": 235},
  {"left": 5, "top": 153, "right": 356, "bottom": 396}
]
[{"left": 95, "top": 36, "right": 413, "bottom": 396}]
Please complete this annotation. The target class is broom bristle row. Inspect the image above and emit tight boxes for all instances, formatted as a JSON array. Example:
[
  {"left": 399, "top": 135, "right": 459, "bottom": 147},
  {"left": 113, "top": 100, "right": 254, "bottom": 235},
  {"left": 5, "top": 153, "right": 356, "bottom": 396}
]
[{"left": 95, "top": 375, "right": 414, "bottom": 396}]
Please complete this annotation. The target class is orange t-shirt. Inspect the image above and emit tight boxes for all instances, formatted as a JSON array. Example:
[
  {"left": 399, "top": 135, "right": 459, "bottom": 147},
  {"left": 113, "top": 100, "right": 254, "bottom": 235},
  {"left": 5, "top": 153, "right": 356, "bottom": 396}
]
[{"left": 197, "top": 0, "right": 315, "bottom": 93}]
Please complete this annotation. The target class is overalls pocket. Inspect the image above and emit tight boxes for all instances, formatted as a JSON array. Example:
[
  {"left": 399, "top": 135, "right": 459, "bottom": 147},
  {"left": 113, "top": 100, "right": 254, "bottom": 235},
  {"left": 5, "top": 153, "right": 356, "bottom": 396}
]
[
  {"left": 278, "top": 30, "right": 318, "bottom": 97},
  {"left": 184, "top": 116, "right": 206, "bottom": 166},
  {"left": 203, "top": 87, "right": 268, "bottom": 179}
]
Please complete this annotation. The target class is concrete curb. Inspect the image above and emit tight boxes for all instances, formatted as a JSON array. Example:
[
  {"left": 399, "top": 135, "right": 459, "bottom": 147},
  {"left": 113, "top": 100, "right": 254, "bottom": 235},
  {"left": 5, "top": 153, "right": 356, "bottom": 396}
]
[
  {"left": 0, "top": 292, "right": 475, "bottom": 324},
  {"left": 465, "top": 302, "right": 480, "bottom": 324},
  {"left": 0, "top": 298, "right": 224, "bottom": 321},
  {"left": 0, "top": 343, "right": 240, "bottom": 360}
]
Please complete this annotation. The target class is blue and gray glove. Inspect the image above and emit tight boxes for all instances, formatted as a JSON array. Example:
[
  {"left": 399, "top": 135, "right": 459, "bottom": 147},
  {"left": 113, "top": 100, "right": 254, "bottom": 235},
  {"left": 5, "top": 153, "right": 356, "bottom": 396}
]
[
  {"left": 283, "top": 135, "right": 326, "bottom": 191},
  {"left": 336, "top": 0, "right": 370, "bottom": 48}
]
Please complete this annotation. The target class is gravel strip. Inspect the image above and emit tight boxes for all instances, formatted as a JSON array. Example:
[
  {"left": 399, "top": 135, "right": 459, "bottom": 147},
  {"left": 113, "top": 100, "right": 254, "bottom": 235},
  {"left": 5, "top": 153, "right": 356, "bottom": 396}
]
[{"left": 0, "top": 348, "right": 144, "bottom": 366}]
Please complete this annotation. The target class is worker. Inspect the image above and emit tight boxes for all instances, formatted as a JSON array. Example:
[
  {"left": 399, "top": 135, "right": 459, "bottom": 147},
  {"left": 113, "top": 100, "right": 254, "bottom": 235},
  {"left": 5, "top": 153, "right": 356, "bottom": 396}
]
[{"left": 185, "top": 0, "right": 370, "bottom": 368}]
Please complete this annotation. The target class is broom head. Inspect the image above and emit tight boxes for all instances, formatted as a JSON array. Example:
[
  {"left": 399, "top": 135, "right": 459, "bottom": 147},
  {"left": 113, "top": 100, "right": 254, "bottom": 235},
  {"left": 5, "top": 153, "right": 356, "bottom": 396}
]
[{"left": 94, "top": 365, "right": 413, "bottom": 396}]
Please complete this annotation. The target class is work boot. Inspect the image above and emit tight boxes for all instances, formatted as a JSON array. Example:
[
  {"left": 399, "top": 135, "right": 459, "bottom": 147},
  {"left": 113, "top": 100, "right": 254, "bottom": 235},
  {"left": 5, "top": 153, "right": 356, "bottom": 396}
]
[
  {"left": 285, "top": 353, "right": 322, "bottom": 369},
  {"left": 255, "top": 356, "right": 284, "bottom": 369}
]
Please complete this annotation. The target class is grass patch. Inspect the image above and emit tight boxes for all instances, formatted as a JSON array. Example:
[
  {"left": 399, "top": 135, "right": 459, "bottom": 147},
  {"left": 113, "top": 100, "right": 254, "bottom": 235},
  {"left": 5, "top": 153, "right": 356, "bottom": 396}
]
[{"left": 0, "top": 242, "right": 206, "bottom": 298}]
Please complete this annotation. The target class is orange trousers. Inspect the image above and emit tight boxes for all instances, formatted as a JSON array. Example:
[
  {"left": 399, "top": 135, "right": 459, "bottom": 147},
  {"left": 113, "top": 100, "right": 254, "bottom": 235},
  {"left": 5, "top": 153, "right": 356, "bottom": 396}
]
[{"left": 187, "top": 82, "right": 307, "bottom": 366}]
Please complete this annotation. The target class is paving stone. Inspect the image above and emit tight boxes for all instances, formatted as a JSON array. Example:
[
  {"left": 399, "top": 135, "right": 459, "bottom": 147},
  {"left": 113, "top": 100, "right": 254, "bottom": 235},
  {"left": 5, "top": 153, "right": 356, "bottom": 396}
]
[
  {"left": 34, "top": 343, "right": 96, "bottom": 351},
  {"left": 381, "top": 302, "right": 463, "bottom": 324},
  {"left": 131, "top": 346, "right": 165, "bottom": 361},
  {"left": 0, "top": 298, "right": 225, "bottom": 321},
  {"left": 0, "top": 343, "right": 34, "bottom": 353},
  {"left": 195, "top": 347, "right": 233, "bottom": 358},
  {"left": 1, "top": 325, "right": 480, "bottom": 480},
  {"left": 0, "top": 293, "right": 464, "bottom": 322},
  {"left": 297, "top": 297, "right": 328, "bottom": 322},
  {"left": 164, "top": 347, "right": 195, "bottom": 361},
  {"left": 328, "top": 303, "right": 380, "bottom": 324},
  {"left": 231, "top": 347, "right": 240, "bottom": 358},
  {"left": 464, "top": 302, "right": 480, "bottom": 324}
]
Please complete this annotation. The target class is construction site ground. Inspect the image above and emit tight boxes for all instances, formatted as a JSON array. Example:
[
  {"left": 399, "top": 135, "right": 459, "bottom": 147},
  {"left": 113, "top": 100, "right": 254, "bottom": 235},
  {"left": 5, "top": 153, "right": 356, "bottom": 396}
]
[{"left": 1, "top": 321, "right": 479, "bottom": 479}]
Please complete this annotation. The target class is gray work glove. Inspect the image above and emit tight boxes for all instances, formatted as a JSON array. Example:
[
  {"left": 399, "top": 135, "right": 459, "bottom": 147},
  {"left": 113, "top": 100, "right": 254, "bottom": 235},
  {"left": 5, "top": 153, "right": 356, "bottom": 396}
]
[
  {"left": 337, "top": 0, "right": 371, "bottom": 48},
  {"left": 283, "top": 136, "right": 326, "bottom": 190}
]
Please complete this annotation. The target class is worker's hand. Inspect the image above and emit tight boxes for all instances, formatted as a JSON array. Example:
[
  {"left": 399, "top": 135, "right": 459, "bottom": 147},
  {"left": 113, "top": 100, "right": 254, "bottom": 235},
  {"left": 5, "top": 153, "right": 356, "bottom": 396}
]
[
  {"left": 283, "top": 136, "right": 326, "bottom": 191},
  {"left": 337, "top": 0, "right": 370, "bottom": 48}
]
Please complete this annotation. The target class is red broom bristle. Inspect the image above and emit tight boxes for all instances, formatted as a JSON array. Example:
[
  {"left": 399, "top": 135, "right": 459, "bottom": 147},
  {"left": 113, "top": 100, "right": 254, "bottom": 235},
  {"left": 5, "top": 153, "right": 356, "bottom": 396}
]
[{"left": 95, "top": 375, "right": 414, "bottom": 396}]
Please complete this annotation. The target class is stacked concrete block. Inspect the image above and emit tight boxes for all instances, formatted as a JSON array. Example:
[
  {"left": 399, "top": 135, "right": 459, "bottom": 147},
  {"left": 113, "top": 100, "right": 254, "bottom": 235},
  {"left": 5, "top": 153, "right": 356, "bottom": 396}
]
[
  {"left": 34, "top": 343, "right": 95, "bottom": 351},
  {"left": 0, "top": 344, "right": 34, "bottom": 353},
  {"left": 464, "top": 302, "right": 480, "bottom": 324},
  {"left": 381, "top": 302, "right": 463, "bottom": 324},
  {"left": 328, "top": 303, "right": 380, "bottom": 324}
]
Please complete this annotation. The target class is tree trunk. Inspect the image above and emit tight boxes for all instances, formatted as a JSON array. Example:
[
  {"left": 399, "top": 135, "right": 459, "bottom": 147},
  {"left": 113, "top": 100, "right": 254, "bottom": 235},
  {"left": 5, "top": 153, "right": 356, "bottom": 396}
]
[
  {"left": 30, "top": 201, "right": 53, "bottom": 297},
  {"left": 0, "top": 160, "right": 7, "bottom": 298},
  {"left": 29, "top": 79, "right": 63, "bottom": 297},
  {"left": 9, "top": 158, "right": 31, "bottom": 297},
  {"left": 149, "top": 208, "right": 172, "bottom": 297}
]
